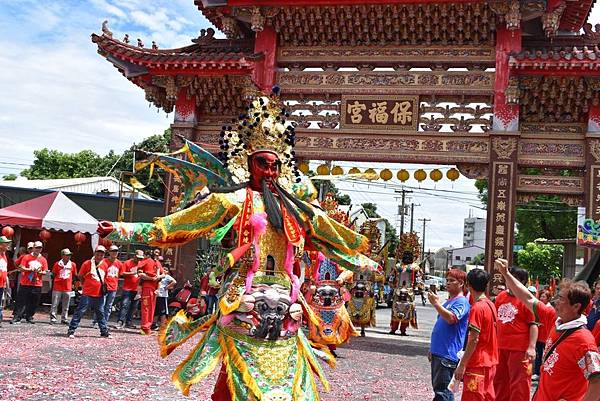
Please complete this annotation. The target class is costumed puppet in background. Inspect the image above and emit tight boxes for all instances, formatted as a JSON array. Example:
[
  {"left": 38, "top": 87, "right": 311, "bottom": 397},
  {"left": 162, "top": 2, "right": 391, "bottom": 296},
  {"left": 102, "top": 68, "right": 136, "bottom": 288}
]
[
  {"left": 98, "top": 88, "right": 379, "bottom": 401},
  {"left": 347, "top": 220, "right": 384, "bottom": 337},
  {"left": 388, "top": 233, "right": 420, "bottom": 336}
]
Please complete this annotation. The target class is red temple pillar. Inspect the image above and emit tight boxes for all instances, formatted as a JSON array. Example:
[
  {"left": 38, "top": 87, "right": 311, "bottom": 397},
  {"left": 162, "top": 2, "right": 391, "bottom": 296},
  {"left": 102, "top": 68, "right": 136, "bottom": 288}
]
[
  {"left": 253, "top": 26, "right": 277, "bottom": 92},
  {"left": 163, "top": 88, "right": 199, "bottom": 284},
  {"left": 584, "top": 103, "right": 600, "bottom": 261},
  {"left": 486, "top": 26, "right": 521, "bottom": 294}
]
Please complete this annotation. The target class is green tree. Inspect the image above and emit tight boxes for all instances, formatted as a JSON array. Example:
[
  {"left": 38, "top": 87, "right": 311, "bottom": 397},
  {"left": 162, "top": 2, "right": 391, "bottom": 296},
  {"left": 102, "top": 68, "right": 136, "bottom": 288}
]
[
  {"left": 20, "top": 129, "right": 171, "bottom": 198},
  {"left": 473, "top": 252, "right": 485, "bottom": 266},
  {"left": 2, "top": 174, "right": 17, "bottom": 180},
  {"left": 474, "top": 175, "right": 577, "bottom": 245},
  {"left": 516, "top": 240, "right": 563, "bottom": 282},
  {"left": 361, "top": 202, "right": 399, "bottom": 255}
]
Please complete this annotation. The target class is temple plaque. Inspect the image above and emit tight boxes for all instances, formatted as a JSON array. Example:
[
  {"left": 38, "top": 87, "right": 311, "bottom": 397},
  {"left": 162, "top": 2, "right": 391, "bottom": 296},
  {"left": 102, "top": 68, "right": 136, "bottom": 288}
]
[{"left": 341, "top": 95, "right": 419, "bottom": 131}]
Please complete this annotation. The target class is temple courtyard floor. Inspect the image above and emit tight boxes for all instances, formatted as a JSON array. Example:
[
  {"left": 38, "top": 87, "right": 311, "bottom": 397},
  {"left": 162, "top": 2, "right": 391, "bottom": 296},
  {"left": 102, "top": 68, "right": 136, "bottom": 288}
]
[{"left": 0, "top": 299, "right": 439, "bottom": 401}]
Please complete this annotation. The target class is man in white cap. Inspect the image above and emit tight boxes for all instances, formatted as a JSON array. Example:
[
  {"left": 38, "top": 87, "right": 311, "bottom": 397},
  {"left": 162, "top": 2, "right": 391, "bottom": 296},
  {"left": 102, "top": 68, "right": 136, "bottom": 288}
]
[
  {"left": 0, "top": 235, "right": 12, "bottom": 327},
  {"left": 116, "top": 249, "right": 144, "bottom": 329},
  {"left": 12, "top": 240, "right": 48, "bottom": 324},
  {"left": 92, "top": 245, "right": 122, "bottom": 328},
  {"left": 50, "top": 248, "right": 78, "bottom": 324},
  {"left": 67, "top": 245, "right": 110, "bottom": 338}
]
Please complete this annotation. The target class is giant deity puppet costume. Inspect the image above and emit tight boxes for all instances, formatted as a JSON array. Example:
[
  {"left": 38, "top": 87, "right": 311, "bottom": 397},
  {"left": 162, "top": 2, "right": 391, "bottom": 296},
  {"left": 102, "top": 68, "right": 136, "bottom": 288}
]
[
  {"left": 388, "top": 233, "right": 420, "bottom": 336},
  {"left": 346, "top": 220, "right": 384, "bottom": 337},
  {"left": 302, "top": 193, "right": 357, "bottom": 354},
  {"left": 98, "top": 89, "right": 379, "bottom": 401}
]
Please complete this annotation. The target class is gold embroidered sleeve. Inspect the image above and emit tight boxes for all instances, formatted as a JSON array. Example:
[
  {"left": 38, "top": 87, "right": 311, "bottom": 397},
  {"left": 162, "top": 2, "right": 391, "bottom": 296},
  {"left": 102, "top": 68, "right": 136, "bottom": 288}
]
[
  {"left": 107, "top": 193, "right": 239, "bottom": 246},
  {"left": 308, "top": 211, "right": 369, "bottom": 255}
]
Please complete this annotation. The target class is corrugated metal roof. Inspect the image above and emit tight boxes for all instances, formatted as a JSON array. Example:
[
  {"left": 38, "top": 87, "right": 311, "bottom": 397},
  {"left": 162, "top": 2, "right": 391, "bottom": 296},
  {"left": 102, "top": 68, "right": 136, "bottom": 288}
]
[{"left": 0, "top": 177, "right": 154, "bottom": 200}]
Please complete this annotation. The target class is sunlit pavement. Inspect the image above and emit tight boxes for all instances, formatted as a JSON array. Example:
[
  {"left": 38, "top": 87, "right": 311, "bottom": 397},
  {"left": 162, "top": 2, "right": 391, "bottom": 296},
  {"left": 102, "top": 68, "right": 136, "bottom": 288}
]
[{"left": 0, "top": 299, "right": 442, "bottom": 401}]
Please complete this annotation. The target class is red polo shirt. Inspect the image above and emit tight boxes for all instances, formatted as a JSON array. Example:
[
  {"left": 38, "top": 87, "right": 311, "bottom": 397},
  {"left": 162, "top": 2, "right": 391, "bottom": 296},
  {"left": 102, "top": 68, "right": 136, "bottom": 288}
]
[
  {"left": 0, "top": 253, "right": 7, "bottom": 288},
  {"left": 52, "top": 260, "right": 78, "bottom": 292},
  {"left": 495, "top": 290, "right": 536, "bottom": 351},
  {"left": 19, "top": 254, "right": 48, "bottom": 287},
  {"left": 103, "top": 258, "right": 123, "bottom": 292},
  {"left": 139, "top": 258, "right": 159, "bottom": 290},
  {"left": 467, "top": 297, "right": 499, "bottom": 369},
  {"left": 121, "top": 258, "right": 141, "bottom": 292},
  {"left": 79, "top": 259, "right": 108, "bottom": 297}
]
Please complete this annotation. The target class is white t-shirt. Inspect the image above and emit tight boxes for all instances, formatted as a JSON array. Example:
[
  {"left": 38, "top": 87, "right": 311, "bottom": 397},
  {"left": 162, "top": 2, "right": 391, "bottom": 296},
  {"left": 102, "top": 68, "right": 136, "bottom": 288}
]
[{"left": 157, "top": 274, "right": 175, "bottom": 298}]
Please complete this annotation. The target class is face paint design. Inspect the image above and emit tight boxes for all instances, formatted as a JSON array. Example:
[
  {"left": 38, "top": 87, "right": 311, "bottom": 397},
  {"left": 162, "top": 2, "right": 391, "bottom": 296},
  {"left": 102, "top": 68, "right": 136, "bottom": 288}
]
[{"left": 249, "top": 151, "right": 281, "bottom": 192}]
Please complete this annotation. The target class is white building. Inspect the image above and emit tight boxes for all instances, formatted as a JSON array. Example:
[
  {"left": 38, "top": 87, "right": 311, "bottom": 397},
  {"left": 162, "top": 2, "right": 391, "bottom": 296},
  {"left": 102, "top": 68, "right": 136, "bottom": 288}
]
[
  {"left": 0, "top": 177, "right": 154, "bottom": 200},
  {"left": 450, "top": 245, "right": 485, "bottom": 268},
  {"left": 463, "top": 216, "right": 486, "bottom": 248}
]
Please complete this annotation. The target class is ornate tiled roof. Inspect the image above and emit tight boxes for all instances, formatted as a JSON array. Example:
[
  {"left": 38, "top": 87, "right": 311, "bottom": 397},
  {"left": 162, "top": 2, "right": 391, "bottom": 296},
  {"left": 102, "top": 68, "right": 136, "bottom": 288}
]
[
  {"left": 559, "top": 0, "right": 596, "bottom": 32},
  {"left": 509, "top": 46, "right": 600, "bottom": 70},
  {"left": 91, "top": 28, "right": 262, "bottom": 72}
]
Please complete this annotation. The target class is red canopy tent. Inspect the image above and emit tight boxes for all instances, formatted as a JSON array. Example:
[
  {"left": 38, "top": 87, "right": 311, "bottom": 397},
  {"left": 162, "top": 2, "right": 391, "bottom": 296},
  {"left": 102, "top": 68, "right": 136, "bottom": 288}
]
[{"left": 0, "top": 192, "right": 99, "bottom": 273}]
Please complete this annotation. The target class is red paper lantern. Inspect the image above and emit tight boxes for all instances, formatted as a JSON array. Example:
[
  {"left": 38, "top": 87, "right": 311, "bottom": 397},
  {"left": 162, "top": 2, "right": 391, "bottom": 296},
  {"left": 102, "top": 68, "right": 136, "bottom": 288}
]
[
  {"left": 39, "top": 229, "right": 52, "bottom": 242},
  {"left": 74, "top": 231, "right": 86, "bottom": 245},
  {"left": 2, "top": 226, "right": 14, "bottom": 238}
]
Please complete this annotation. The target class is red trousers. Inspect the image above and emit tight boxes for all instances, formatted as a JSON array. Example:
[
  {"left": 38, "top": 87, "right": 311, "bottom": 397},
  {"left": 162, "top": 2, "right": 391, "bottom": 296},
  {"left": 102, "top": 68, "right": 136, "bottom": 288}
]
[
  {"left": 212, "top": 364, "right": 232, "bottom": 401},
  {"left": 493, "top": 349, "right": 531, "bottom": 401},
  {"left": 140, "top": 287, "right": 156, "bottom": 332},
  {"left": 390, "top": 320, "right": 409, "bottom": 334},
  {"left": 462, "top": 365, "right": 496, "bottom": 401}
]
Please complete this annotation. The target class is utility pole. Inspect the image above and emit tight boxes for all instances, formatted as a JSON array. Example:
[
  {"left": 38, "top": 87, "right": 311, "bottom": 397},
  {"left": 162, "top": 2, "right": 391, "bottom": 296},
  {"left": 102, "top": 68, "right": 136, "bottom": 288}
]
[
  {"left": 418, "top": 218, "right": 431, "bottom": 261},
  {"left": 409, "top": 203, "right": 420, "bottom": 233},
  {"left": 395, "top": 188, "right": 412, "bottom": 236}
]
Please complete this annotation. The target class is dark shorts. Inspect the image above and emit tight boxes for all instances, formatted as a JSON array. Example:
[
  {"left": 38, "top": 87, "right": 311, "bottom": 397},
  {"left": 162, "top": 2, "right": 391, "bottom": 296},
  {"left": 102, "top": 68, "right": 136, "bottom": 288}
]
[{"left": 155, "top": 296, "right": 169, "bottom": 317}]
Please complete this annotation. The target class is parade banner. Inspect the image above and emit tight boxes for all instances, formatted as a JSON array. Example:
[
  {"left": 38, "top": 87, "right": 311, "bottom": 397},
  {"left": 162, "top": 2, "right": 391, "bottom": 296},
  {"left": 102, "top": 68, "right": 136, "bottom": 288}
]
[{"left": 577, "top": 206, "right": 600, "bottom": 248}]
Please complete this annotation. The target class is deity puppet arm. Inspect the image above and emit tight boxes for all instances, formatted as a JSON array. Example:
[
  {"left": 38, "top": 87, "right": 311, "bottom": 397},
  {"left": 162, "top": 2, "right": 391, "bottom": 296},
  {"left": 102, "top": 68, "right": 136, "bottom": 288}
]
[{"left": 104, "top": 192, "right": 240, "bottom": 246}]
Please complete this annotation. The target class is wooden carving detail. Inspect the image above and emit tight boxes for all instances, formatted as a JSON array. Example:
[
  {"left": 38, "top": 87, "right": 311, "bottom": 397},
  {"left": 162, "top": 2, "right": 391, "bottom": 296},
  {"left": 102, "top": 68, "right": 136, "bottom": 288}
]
[
  {"left": 457, "top": 163, "right": 489, "bottom": 179},
  {"left": 519, "top": 76, "right": 600, "bottom": 123},
  {"left": 589, "top": 139, "right": 600, "bottom": 162},
  {"left": 492, "top": 137, "right": 517, "bottom": 159},
  {"left": 420, "top": 101, "right": 493, "bottom": 133}
]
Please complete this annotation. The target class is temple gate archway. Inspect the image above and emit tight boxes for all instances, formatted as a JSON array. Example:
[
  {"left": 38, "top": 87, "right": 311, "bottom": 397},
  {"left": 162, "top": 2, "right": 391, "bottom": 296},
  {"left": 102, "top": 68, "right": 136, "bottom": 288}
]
[{"left": 93, "top": 1, "right": 600, "bottom": 292}]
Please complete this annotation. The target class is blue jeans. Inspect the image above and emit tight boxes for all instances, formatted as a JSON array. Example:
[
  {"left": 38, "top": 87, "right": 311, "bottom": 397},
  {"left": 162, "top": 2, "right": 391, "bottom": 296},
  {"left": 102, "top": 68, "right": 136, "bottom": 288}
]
[
  {"left": 533, "top": 341, "right": 545, "bottom": 376},
  {"left": 69, "top": 295, "right": 108, "bottom": 335},
  {"left": 93, "top": 291, "right": 117, "bottom": 324},
  {"left": 205, "top": 294, "right": 218, "bottom": 315},
  {"left": 431, "top": 354, "right": 457, "bottom": 401},
  {"left": 0, "top": 288, "right": 4, "bottom": 322},
  {"left": 118, "top": 290, "right": 139, "bottom": 325}
]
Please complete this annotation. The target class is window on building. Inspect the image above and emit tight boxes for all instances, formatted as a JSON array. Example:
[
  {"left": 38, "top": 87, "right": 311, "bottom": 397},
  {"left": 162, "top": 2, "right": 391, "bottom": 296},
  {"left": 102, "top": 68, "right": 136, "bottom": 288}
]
[
  {"left": 455, "top": 256, "right": 461, "bottom": 261},
  {"left": 466, "top": 257, "right": 472, "bottom": 261}
]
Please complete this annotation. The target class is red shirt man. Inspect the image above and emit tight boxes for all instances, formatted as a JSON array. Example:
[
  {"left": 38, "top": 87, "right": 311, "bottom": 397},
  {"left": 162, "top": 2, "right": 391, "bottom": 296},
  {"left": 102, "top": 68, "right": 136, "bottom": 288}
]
[
  {"left": 52, "top": 255, "right": 78, "bottom": 292},
  {"left": 121, "top": 258, "right": 141, "bottom": 292},
  {"left": 456, "top": 269, "right": 499, "bottom": 401},
  {"left": 532, "top": 299, "right": 600, "bottom": 401},
  {"left": 19, "top": 250, "right": 48, "bottom": 287},
  {"left": 0, "top": 236, "right": 11, "bottom": 290},
  {"left": 494, "top": 275, "right": 538, "bottom": 401},
  {"left": 104, "top": 256, "right": 123, "bottom": 293},
  {"left": 139, "top": 252, "right": 160, "bottom": 334},
  {"left": 79, "top": 258, "right": 108, "bottom": 298}
]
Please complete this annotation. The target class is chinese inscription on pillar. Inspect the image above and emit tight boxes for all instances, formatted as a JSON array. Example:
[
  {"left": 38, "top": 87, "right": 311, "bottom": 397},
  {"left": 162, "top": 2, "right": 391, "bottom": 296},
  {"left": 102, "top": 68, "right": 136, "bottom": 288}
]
[
  {"left": 487, "top": 136, "right": 518, "bottom": 295},
  {"left": 341, "top": 95, "right": 419, "bottom": 130}
]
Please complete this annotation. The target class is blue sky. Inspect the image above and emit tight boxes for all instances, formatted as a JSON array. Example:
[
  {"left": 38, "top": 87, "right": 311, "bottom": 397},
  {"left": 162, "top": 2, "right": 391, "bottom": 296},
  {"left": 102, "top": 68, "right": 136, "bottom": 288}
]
[{"left": 1, "top": 1, "right": 598, "bottom": 250}]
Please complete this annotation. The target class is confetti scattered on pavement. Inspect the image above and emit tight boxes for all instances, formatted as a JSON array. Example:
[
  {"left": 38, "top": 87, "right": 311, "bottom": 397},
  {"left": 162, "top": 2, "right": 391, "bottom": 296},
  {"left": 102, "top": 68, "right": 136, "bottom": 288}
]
[{"left": 0, "top": 312, "right": 433, "bottom": 401}]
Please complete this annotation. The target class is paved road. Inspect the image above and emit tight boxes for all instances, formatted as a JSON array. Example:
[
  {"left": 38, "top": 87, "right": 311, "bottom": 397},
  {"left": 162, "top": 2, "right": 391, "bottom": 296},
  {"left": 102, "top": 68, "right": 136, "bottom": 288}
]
[{"left": 0, "top": 297, "right": 445, "bottom": 401}]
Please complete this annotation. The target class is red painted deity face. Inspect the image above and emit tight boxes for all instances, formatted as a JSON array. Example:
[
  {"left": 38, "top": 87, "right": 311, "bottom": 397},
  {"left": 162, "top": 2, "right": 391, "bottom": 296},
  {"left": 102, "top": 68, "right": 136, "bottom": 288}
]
[{"left": 249, "top": 151, "right": 281, "bottom": 192}]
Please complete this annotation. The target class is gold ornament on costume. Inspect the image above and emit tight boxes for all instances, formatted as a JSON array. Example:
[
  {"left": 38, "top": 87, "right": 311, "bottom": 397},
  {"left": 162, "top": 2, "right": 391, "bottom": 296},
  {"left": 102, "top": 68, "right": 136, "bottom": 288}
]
[
  {"left": 398, "top": 232, "right": 421, "bottom": 261},
  {"left": 219, "top": 89, "right": 298, "bottom": 188},
  {"left": 320, "top": 192, "right": 353, "bottom": 229},
  {"left": 359, "top": 220, "right": 382, "bottom": 260}
]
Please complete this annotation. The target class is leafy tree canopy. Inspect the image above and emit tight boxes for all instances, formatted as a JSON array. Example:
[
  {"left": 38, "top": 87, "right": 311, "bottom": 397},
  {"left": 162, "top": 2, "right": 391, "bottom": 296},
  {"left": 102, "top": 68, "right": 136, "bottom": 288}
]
[
  {"left": 2, "top": 174, "right": 17, "bottom": 180},
  {"left": 516, "top": 240, "right": 563, "bottom": 282},
  {"left": 20, "top": 129, "right": 171, "bottom": 198},
  {"left": 474, "top": 172, "right": 577, "bottom": 245}
]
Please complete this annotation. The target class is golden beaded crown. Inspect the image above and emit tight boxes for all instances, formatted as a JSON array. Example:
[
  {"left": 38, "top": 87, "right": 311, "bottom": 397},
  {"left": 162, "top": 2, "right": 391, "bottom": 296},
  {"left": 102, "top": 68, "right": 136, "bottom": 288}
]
[{"left": 217, "top": 88, "right": 299, "bottom": 187}]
